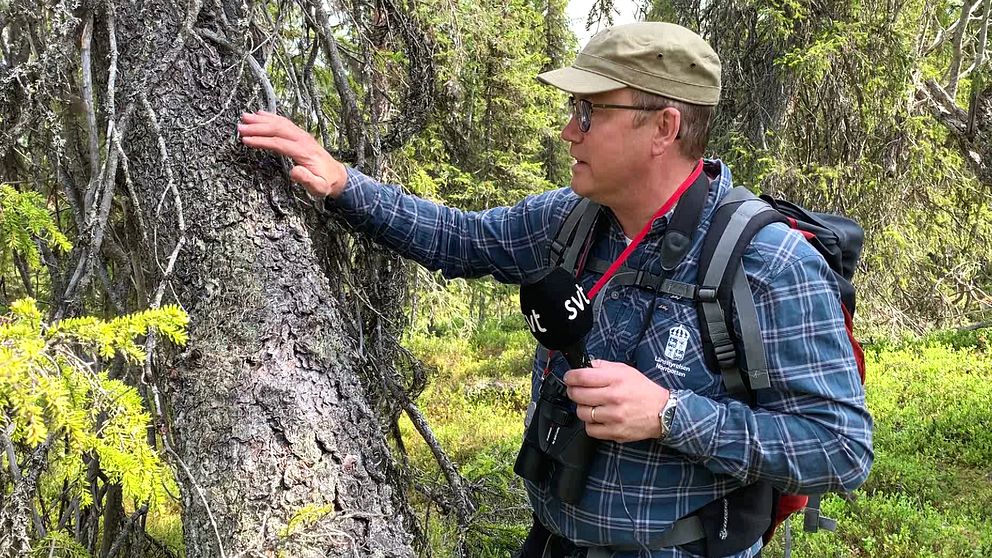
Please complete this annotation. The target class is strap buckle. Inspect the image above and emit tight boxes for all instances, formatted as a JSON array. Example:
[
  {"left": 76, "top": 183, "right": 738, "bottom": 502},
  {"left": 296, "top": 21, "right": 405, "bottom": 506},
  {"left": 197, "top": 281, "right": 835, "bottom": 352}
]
[{"left": 803, "top": 497, "right": 838, "bottom": 533}]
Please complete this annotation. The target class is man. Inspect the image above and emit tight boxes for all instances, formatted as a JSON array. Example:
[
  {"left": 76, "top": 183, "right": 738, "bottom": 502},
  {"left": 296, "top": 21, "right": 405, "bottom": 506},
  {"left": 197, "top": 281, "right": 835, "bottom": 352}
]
[{"left": 238, "top": 21, "right": 872, "bottom": 558}]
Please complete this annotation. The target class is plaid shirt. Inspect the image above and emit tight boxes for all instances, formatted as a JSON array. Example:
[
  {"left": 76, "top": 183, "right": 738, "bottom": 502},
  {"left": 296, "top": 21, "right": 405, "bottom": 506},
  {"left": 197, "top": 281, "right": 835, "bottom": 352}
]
[{"left": 332, "top": 160, "right": 873, "bottom": 557}]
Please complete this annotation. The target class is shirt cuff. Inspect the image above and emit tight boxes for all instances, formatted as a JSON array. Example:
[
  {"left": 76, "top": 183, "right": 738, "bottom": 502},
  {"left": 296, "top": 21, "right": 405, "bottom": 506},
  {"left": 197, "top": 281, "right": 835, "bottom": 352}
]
[
  {"left": 327, "top": 166, "right": 383, "bottom": 229},
  {"left": 660, "top": 389, "right": 721, "bottom": 459}
]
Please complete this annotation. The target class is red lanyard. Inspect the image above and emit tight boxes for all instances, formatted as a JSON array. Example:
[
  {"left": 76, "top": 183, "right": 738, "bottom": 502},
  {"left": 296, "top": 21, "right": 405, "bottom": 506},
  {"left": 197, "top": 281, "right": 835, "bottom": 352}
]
[
  {"left": 540, "top": 160, "right": 704, "bottom": 377},
  {"left": 586, "top": 159, "right": 703, "bottom": 299}
]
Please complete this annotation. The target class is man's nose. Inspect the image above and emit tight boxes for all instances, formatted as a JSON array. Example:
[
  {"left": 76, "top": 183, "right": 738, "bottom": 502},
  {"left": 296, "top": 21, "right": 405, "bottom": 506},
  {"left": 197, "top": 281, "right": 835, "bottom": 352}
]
[{"left": 560, "top": 113, "right": 582, "bottom": 143}]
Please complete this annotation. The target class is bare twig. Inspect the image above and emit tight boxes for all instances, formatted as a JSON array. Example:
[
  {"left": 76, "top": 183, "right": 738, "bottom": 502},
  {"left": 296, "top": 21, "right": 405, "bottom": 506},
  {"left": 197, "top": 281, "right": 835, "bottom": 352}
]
[
  {"left": 112, "top": 126, "right": 150, "bottom": 246},
  {"left": 926, "top": 0, "right": 986, "bottom": 56},
  {"left": 246, "top": 53, "right": 277, "bottom": 113},
  {"left": 140, "top": 92, "right": 188, "bottom": 308},
  {"left": 163, "top": 421, "right": 227, "bottom": 558},
  {"left": 306, "top": 0, "right": 366, "bottom": 168},
  {"left": 947, "top": 0, "right": 982, "bottom": 98},
  {"left": 377, "top": 360, "right": 476, "bottom": 525},
  {"left": 105, "top": 502, "right": 149, "bottom": 558},
  {"left": 13, "top": 252, "right": 35, "bottom": 299},
  {"left": 302, "top": 38, "right": 331, "bottom": 147},
  {"left": 104, "top": 0, "right": 119, "bottom": 121},
  {"left": 963, "top": 0, "right": 990, "bottom": 78},
  {"left": 2, "top": 423, "right": 21, "bottom": 481},
  {"left": 0, "top": 427, "right": 52, "bottom": 544},
  {"left": 54, "top": 106, "right": 135, "bottom": 321}
]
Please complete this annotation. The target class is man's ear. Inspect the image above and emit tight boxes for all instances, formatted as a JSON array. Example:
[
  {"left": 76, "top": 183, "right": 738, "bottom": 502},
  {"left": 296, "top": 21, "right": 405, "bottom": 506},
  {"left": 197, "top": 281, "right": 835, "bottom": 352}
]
[{"left": 650, "top": 107, "right": 681, "bottom": 156}]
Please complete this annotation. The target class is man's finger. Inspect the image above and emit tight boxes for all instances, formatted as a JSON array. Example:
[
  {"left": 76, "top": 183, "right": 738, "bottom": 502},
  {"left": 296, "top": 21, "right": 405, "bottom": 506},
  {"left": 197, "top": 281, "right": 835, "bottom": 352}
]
[
  {"left": 237, "top": 121, "right": 309, "bottom": 144},
  {"left": 237, "top": 121, "right": 286, "bottom": 137},
  {"left": 565, "top": 386, "right": 601, "bottom": 406},
  {"left": 584, "top": 422, "right": 613, "bottom": 441},
  {"left": 239, "top": 113, "right": 311, "bottom": 140},
  {"left": 240, "top": 135, "right": 302, "bottom": 158},
  {"left": 563, "top": 368, "right": 611, "bottom": 388},
  {"left": 240, "top": 111, "right": 286, "bottom": 127}
]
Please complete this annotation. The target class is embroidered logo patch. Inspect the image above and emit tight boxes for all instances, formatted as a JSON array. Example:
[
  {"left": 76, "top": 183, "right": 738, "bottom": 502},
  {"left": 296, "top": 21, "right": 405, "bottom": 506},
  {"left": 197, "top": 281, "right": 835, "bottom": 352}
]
[{"left": 664, "top": 325, "right": 690, "bottom": 361}]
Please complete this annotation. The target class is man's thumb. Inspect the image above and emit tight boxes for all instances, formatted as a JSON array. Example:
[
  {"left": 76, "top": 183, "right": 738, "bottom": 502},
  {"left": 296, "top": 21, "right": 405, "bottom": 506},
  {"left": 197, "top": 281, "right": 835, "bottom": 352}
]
[{"left": 289, "top": 165, "right": 330, "bottom": 197}]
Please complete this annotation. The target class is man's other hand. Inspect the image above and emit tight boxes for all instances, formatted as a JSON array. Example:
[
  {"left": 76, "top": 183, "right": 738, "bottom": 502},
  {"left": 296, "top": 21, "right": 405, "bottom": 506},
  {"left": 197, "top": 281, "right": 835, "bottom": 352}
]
[
  {"left": 564, "top": 360, "right": 670, "bottom": 443},
  {"left": 238, "top": 111, "right": 347, "bottom": 199}
]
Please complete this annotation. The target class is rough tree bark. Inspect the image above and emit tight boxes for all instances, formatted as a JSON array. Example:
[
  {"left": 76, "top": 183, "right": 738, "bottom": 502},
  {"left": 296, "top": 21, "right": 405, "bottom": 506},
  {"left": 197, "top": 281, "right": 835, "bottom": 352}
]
[{"left": 105, "top": 1, "right": 415, "bottom": 556}]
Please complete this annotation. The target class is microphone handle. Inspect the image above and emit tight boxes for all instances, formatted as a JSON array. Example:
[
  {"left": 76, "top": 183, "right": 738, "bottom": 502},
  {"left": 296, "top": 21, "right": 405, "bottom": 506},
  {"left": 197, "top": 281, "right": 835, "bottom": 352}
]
[{"left": 561, "top": 342, "right": 591, "bottom": 369}]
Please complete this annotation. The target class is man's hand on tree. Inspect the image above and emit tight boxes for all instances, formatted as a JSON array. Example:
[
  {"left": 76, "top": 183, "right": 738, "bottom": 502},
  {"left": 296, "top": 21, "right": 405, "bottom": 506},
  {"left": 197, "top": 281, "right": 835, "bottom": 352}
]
[
  {"left": 564, "top": 360, "right": 670, "bottom": 443},
  {"left": 238, "top": 111, "right": 347, "bottom": 199}
]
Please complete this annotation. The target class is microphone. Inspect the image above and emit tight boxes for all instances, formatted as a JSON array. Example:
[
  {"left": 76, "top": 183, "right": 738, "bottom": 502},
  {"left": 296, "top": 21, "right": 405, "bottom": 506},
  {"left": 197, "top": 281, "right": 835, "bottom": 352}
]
[
  {"left": 516, "top": 267, "right": 598, "bottom": 504},
  {"left": 519, "top": 267, "right": 594, "bottom": 369}
]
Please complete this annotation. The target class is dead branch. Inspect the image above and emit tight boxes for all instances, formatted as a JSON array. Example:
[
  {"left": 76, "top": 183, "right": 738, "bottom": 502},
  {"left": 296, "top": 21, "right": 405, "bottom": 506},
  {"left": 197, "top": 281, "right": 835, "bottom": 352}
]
[
  {"left": 140, "top": 92, "right": 188, "bottom": 309},
  {"left": 964, "top": 0, "right": 990, "bottom": 78},
  {"left": 925, "top": 0, "right": 985, "bottom": 56},
  {"left": 54, "top": 106, "right": 135, "bottom": 321},
  {"left": 947, "top": 0, "right": 982, "bottom": 98},
  {"left": 307, "top": 0, "right": 367, "bottom": 168},
  {"left": 105, "top": 503, "right": 149, "bottom": 558},
  {"left": 79, "top": 9, "right": 101, "bottom": 214}
]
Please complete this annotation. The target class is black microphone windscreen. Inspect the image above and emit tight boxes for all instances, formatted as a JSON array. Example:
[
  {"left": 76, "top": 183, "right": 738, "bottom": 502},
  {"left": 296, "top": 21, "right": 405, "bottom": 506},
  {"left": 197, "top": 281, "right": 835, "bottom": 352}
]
[{"left": 520, "top": 267, "right": 594, "bottom": 350}]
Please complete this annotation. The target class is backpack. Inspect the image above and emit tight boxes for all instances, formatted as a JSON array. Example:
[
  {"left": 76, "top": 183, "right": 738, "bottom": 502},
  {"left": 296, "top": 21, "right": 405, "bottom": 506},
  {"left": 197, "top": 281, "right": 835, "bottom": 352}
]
[{"left": 548, "top": 171, "right": 866, "bottom": 556}]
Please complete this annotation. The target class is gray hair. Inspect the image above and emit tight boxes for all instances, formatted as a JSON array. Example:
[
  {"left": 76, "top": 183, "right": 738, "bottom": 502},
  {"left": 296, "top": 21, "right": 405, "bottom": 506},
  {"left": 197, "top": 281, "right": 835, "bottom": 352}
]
[{"left": 631, "top": 89, "right": 715, "bottom": 160}]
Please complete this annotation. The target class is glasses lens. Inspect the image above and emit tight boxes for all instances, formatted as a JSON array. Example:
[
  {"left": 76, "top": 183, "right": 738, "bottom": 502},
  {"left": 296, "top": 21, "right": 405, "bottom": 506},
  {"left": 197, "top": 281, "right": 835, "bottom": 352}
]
[{"left": 578, "top": 99, "right": 591, "bottom": 132}]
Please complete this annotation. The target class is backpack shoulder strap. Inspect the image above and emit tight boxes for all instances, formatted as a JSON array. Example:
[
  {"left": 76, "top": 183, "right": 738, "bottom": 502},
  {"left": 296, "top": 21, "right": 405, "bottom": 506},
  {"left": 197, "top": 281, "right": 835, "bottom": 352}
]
[
  {"left": 549, "top": 197, "right": 602, "bottom": 274},
  {"left": 698, "top": 187, "right": 786, "bottom": 399}
]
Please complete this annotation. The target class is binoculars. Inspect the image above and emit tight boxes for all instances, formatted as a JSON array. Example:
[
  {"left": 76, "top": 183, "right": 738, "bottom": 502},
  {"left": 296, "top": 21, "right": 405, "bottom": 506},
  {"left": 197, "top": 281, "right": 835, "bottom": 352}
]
[{"left": 514, "top": 374, "right": 598, "bottom": 504}]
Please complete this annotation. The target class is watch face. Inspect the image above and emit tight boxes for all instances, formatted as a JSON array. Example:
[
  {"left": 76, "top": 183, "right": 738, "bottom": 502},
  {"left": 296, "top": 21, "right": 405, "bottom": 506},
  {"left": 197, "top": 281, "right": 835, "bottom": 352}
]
[{"left": 663, "top": 406, "right": 676, "bottom": 428}]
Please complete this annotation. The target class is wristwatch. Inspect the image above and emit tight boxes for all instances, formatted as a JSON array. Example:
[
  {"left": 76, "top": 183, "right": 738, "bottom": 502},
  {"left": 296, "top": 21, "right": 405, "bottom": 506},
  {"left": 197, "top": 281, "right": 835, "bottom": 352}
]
[{"left": 658, "top": 392, "right": 679, "bottom": 440}]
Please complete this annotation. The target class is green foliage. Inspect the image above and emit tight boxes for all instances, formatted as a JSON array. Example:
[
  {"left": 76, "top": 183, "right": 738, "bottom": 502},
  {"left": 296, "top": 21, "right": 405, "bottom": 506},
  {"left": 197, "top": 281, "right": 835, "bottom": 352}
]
[
  {"left": 0, "top": 297, "right": 187, "bottom": 505},
  {"left": 406, "top": 311, "right": 992, "bottom": 557},
  {"left": 401, "top": 309, "right": 535, "bottom": 556},
  {"left": 0, "top": 184, "right": 72, "bottom": 273},
  {"left": 29, "top": 530, "right": 90, "bottom": 558},
  {"left": 675, "top": 0, "right": 992, "bottom": 332},
  {"left": 393, "top": 0, "right": 573, "bottom": 209}
]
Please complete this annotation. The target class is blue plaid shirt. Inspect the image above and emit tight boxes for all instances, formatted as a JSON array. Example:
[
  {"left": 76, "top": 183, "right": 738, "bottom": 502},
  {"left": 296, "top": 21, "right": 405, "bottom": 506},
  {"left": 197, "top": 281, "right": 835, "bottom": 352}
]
[{"left": 331, "top": 160, "right": 873, "bottom": 557}]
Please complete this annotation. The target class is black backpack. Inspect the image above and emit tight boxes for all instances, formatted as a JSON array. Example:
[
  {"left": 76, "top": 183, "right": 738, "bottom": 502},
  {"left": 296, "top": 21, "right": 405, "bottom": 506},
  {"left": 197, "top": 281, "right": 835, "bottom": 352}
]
[{"left": 548, "top": 172, "right": 865, "bottom": 556}]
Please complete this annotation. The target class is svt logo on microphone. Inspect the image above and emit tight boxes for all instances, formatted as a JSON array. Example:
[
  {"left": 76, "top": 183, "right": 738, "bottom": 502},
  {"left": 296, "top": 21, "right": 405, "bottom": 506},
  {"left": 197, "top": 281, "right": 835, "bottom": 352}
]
[
  {"left": 525, "top": 309, "right": 547, "bottom": 333},
  {"left": 564, "top": 284, "right": 591, "bottom": 320}
]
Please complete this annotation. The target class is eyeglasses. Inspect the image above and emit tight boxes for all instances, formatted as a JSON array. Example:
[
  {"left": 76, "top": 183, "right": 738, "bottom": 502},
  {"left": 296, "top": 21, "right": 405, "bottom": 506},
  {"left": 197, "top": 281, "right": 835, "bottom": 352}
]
[{"left": 567, "top": 97, "right": 668, "bottom": 134}]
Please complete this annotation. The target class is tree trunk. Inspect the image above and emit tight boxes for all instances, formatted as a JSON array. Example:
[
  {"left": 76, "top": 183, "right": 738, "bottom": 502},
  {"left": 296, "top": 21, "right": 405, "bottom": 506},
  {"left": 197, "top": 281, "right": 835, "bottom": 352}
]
[{"left": 109, "top": 2, "right": 414, "bottom": 556}]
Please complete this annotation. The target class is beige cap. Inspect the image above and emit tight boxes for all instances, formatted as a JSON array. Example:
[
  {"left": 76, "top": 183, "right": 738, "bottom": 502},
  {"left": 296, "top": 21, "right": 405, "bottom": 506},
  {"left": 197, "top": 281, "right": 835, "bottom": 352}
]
[{"left": 537, "top": 22, "right": 721, "bottom": 106}]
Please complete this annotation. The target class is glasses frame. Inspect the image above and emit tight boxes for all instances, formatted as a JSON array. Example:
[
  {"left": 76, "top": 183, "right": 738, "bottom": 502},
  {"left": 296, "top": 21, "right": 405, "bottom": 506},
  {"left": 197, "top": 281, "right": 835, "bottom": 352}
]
[{"left": 568, "top": 97, "right": 678, "bottom": 137}]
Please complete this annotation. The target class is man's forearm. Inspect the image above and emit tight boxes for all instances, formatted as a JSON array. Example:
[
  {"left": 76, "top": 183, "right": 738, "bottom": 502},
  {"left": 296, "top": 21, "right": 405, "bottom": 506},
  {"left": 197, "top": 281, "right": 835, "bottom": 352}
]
[
  {"left": 330, "top": 167, "right": 563, "bottom": 283},
  {"left": 662, "top": 388, "right": 873, "bottom": 494}
]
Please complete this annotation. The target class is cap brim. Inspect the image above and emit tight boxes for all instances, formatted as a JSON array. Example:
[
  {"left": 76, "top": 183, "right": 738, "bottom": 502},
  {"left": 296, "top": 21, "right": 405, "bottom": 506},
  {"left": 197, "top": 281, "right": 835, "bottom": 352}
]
[{"left": 536, "top": 66, "right": 627, "bottom": 95}]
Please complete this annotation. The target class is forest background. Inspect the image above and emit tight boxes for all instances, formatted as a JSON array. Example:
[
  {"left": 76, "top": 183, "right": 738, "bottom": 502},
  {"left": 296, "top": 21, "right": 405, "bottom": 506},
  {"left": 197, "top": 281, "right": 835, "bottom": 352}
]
[{"left": 1, "top": 0, "right": 991, "bottom": 556}]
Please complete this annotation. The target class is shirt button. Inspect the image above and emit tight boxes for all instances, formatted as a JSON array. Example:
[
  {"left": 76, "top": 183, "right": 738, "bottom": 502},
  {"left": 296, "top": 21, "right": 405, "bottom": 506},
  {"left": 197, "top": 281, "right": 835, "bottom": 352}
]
[{"left": 610, "top": 291, "right": 621, "bottom": 300}]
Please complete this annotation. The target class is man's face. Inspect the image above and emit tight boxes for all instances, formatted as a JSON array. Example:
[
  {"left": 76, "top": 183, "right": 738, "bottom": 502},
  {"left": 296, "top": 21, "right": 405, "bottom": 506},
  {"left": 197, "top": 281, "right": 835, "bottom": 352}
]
[{"left": 560, "top": 88, "right": 655, "bottom": 205}]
